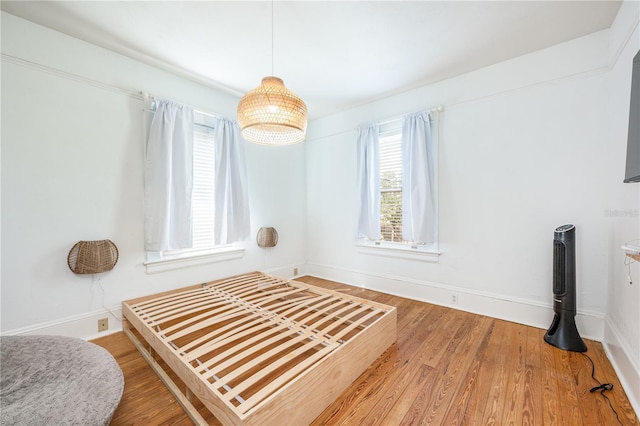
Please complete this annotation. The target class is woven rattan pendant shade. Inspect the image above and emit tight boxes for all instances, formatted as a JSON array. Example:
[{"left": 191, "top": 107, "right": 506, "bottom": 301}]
[{"left": 237, "top": 76, "right": 307, "bottom": 145}]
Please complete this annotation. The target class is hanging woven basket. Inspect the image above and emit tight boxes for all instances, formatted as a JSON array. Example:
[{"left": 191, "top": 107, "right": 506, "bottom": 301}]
[{"left": 67, "top": 240, "right": 119, "bottom": 274}]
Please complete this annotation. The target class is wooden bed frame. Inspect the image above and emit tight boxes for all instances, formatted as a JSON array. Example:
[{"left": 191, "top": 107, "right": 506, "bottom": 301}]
[{"left": 122, "top": 272, "right": 396, "bottom": 425}]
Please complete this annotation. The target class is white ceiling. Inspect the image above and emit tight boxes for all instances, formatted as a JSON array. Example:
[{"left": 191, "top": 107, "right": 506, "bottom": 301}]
[{"left": 1, "top": 1, "right": 622, "bottom": 119}]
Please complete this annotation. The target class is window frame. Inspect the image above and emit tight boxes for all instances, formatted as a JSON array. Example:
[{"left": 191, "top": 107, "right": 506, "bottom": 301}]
[
  {"left": 356, "top": 116, "right": 440, "bottom": 261},
  {"left": 144, "top": 108, "right": 246, "bottom": 273},
  {"left": 144, "top": 244, "right": 245, "bottom": 274}
]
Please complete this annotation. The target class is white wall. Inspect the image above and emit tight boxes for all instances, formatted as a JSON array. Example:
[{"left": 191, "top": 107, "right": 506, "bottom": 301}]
[
  {"left": 1, "top": 3, "right": 638, "bottom": 416},
  {"left": 305, "top": 2, "right": 639, "bottom": 414},
  {"left": 604, "top": 0, "right": 640, "bottom": 415},
  {"left": 306, "top": 28, "right": 612, "bottom": 336},
  {"left": 0, "top": 12, "right": 306, "bottom": 338}
]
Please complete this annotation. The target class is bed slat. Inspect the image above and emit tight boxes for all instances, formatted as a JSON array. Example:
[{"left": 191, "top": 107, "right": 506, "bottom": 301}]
[{"left": 123, "top": 272, "right": 397, "bottom": 426}]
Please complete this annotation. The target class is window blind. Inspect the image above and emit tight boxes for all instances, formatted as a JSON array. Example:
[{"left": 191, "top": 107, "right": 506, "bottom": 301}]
[
  {"left": 379, "top": 133, "right": 403, "bottom": 242},
  {"left": 191, "top": 128, "right": 216, "bottom": 249}
]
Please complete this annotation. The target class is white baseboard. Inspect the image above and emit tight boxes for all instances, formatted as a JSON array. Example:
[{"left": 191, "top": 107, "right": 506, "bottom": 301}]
[
  {"left": 603, "top": 316, "right": 640, "bottom": 419},
  {"left": 2, "top": 262, "right": 633, "bottom": 418},
  {"left": 305, "top": 262, "right": 604, "bottom": 341},
  {"left": 0, "top": 266, "right": 308, "bottom": 341},
  {"left": 0, "top": 260, "right": 605, "bottom": 348},
  {"left": 1, "top": 306, "right": 123, "bottom": 341},
  {"left": 264, "top": 263, "right": 306, "bottom": 280},
  {"left": 308, "top": 260, "right": 639, "bottom": 416}
]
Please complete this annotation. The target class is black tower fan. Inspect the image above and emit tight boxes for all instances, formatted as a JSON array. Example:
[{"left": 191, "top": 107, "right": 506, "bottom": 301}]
[{"left": 544, "top": 224, "right": 587, "bottom": 352}]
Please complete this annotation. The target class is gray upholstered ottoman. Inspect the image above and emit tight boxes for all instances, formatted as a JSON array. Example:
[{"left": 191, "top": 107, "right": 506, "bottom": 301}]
[{"left": 0, "top": 335, "right": 124, "bottom": 426}]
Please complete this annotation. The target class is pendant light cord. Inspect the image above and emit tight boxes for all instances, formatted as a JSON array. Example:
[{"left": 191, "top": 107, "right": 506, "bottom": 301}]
[{"left": 271, "top": 0, "right": 274, "bottom": 76}]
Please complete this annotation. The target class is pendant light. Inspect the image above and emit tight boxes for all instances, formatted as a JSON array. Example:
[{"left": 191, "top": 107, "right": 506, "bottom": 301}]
[{"left": 237, "top": 1, "right": 307, "bottom": 145}]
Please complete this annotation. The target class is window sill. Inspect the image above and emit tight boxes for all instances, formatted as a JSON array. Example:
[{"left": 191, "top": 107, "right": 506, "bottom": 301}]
[
  {"left": 355, "top": 240, "right": 441, "bottom": 262},
  {"left": 144, "top": 245, "right": 245, "bottom": 274}
]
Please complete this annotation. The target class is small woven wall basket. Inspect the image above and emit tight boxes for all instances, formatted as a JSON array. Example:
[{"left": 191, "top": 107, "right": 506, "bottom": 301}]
[
  {"left": 257, "top": 227, "right": 278, "bottom": 248},
  {"left": 67, "top": 240, "right": 119, "bottom": 274}
]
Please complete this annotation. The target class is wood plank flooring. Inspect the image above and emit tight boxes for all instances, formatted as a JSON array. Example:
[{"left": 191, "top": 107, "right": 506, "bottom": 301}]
[{"left": 92, "top": 276, "right": 639, "bottom": 425}]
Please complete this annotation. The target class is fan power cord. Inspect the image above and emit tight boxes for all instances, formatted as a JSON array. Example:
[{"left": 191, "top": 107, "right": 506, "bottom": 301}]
[
  {"left": 590, "top": 383, "right": 613, "bottom": 393},
  {"left": 581, "top": 352, "right": 622, "bottom": 426}
]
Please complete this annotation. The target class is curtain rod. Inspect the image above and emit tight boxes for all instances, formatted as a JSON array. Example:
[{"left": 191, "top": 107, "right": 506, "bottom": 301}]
[
  {"left": 307, "top": 105, "right": 444, "bottom": 143},
  {"left": 141, "top": 92, "right": 223, "bottom": 119},
  {"left": 374, "top": 105, "right": 444, "bottom": 128},
  {"left": 352, "top": 104, "right": 444, "bottom": 132}
]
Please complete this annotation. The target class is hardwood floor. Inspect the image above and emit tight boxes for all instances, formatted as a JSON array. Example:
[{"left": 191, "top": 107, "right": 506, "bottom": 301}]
[{"left": 93, "top": 276, "right": 639, "bottom": 425}]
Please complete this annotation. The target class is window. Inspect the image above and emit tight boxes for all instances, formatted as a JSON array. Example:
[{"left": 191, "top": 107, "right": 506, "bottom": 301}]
[
  {"left": 188, "top": 119, "right": 216, "bottom": 251},
  {"left": 356, "top": 111, "right": 439, "bottom": 260},
  {"left": 379, "top": 129, "right": 403, "bottom": 243},
  {"left": 161, "top": 112, "right": 220, "bottom": 255},
  {"left": 144, "top": 108, "right": 246, "bottom": 273}
]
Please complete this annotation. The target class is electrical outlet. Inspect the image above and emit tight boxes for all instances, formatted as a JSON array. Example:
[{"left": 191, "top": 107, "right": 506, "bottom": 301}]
[
  {"left": 451, "top": 294, "right": 458, "bottom": 305},
  {"left": 293, "top": 267, "right": 298, "bottom": 276},
  {"left": 98, "top": 318, "right": 108, "bottom": 332}
]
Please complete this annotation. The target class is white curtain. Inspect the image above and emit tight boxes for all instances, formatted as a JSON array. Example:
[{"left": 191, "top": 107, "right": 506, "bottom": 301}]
[
  {"left": 402, "top": 111, "right": 436, "bottom": 244},
  {"left": 214, "top": 117, "right": 250, "bottom": 245},
  {"left": 144, "top": 99, "right": 194, "bottom": 252},
  {"left": 356, "top": 123, "right": 381, "bottom": 240}
]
